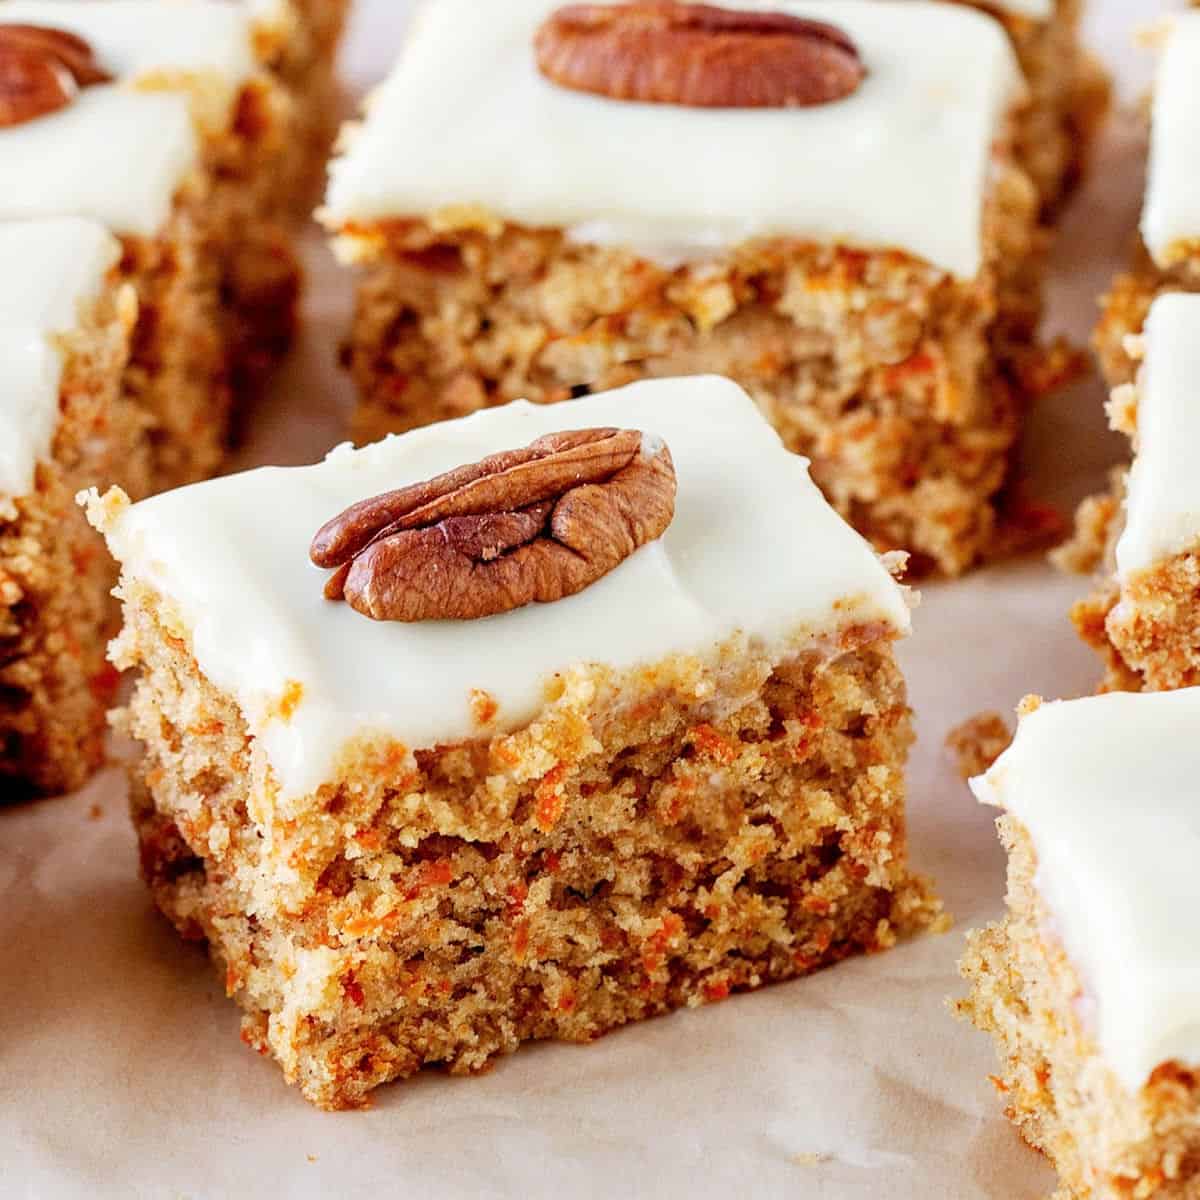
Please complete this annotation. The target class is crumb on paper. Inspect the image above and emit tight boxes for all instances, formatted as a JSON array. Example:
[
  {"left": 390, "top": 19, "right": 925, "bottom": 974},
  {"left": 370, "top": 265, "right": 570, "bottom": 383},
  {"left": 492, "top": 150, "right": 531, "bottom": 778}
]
[
  {"left": 306, "top": 1154, "right": 318, "bottom": 1164},
  {"left": 791, "top": 1152, "right": 830, "bottom": 1167},
  {"left": 87, "top": 803, "right": 103, "bottom": 821},
  {"left": 946, "top": 713, "right": 1012, "bottom": 780}
]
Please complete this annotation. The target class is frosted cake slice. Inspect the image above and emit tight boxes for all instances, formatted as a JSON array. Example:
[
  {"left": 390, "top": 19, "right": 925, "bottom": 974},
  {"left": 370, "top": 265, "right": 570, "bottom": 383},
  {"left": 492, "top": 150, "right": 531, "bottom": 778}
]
[
  {"left": 88, "top": 375, "right": 941, "bottom": 1108},
  {"left": 960, "top": 689, "right": 1200, "bottom": 1199},
  {"left": 1, "top": 218, "right": 136, "bottom": 795},
  {"left": 323, "top": 0, "right": 1068, "bottom": 576}
]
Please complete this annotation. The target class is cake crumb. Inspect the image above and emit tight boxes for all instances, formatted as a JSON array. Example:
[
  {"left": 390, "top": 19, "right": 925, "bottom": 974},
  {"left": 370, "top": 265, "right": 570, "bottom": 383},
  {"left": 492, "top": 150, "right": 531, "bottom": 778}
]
[
  {"left": 78, "top": 485, "right": 131, "bottom": 535},
  {"left": 791, "top": 1152, "right": 829, "bottom": 1167},
  {"left": 946, "top": 713, "right": 1012, "bottom": 779},
  {"left": 87, "top": 803, "right": 104, "bottom": 821}
]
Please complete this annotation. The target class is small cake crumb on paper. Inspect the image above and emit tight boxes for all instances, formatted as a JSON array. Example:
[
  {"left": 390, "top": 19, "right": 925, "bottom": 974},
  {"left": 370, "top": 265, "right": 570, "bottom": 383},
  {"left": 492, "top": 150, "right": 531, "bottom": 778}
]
[
  {"left": 790, "top": 1152, "right": 829, "bottom": 1167},
  {"left": 946, "top": 713, "right": 1012, "bottom": 780}
]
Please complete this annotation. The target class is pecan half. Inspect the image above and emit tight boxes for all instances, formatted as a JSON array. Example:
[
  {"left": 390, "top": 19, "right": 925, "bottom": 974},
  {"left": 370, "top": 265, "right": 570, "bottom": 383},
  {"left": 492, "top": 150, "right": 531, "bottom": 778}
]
[
  {"left": 534, "top": 2, "right": 864, "bottom": 109},
  {"left": 0, "top": 25, "right": 111, "bottom": 128},
  {"left": 311, "top": 428, "right": 677, "bottom": 622}
]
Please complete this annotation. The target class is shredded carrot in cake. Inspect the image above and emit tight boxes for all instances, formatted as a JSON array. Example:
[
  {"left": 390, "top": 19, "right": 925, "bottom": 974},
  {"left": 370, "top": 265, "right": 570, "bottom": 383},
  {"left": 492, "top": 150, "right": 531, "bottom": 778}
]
[
  {"left": 534, "top": 765, "right": 567, "bottom": 831},
  {"left": 688, "top": 724, "right": 736, "bottom": 764}
]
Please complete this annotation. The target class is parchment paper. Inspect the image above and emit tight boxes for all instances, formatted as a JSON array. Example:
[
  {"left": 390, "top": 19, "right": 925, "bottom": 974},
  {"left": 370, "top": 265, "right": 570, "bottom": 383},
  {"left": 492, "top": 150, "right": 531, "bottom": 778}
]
[{"left": 0, "top": 3, "right": 1178, "bottom": 1195}]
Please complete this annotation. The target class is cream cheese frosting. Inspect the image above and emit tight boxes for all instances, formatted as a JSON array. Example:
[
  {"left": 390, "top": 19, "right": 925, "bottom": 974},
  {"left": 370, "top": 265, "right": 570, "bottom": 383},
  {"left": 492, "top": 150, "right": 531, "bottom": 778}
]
[
  {"left": 97, "top": 376, "right": 911, "bottom": 799},
  {"left": 0, "top": 217, "right": 121, "bottom": 505},
  {"left": 0, "top": 0, "right": 257, "bottom": 237},
  {"left": 1142, "top": 12, "right": 1200, "bottom": 270},
  {"left": 982, "top": 0, "right": 1051, "bottom": 16},
  {"left": 324, "top": 0, "right": 1023, "bottom": 281},
  {"left": 1115, "top": 294, "right": 1200, "bottom": 579},
  {"left": 972, "top": 689, "right": 1200, "bottom": 1093}
]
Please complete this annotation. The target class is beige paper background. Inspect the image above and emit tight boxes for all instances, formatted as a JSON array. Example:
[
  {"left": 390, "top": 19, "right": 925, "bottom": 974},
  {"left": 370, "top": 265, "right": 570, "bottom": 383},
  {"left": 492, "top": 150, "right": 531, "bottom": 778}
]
[{"left": 0, "top": 2, "right": 1181, "bottom": 1195}]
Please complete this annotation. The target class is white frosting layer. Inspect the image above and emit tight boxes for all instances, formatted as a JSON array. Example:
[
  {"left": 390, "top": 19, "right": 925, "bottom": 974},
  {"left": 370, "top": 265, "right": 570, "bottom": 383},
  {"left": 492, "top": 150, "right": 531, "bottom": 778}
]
[
  {"left": 1142, "top": 12, "right": 1200, "bottom": 269},
  {"left": 1116, "top": 294, "right": 1200, "bottom": 578},
  {"left": 101, "top": 377, "right": 911, "bottom": 799},
  {"left": 987, "top": 0, "right": 1050, "bottom": 15},
  {"left": 0, "top": 2, "right": 257, "bottom": 87},
  {"left": 324, "top": 0, "right": 1022, "bottom": 280},
  {"left": 0, "top": 0, "right": 257, "bottom": 236},
  {"left": 973, "top": 689, "right": 1200, "bottom": 1093},
  {"left": 0, "top": 218, "right": 121, "bottom": 503}
]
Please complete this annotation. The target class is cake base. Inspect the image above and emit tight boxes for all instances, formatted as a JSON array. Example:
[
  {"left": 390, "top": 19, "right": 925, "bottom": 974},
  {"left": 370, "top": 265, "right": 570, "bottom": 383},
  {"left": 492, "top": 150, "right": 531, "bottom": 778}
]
[{"left": 115, "top": 577, "right": 941, "bottom": 1109}]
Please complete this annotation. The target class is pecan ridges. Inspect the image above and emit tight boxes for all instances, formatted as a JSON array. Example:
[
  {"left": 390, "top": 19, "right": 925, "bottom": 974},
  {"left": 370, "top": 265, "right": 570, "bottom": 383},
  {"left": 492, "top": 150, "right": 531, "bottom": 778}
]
[
  {"left": 0, "top": 24, "right": 111, "bottom": 128},
  {"left": 312, "top": 428, "right": 677, "bottom": 622},
  {"left": 535, "top": 2, "right": 864, "bottom": 109}
]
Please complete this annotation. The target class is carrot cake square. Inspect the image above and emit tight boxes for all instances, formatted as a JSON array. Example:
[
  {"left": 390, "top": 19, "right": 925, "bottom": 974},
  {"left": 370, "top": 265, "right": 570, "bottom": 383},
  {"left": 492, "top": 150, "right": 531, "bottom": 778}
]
[
  {"left": 0, "top": 0, "right": 301, "bottom": 489},
  {"left": 241, "top": 0, "right": 352, "bottom": 214},
  {"left": 1067, "top": 295, "right": 1200, "bottom": 693},
  {"left": 1, "top": 218, "right": 137, "bottom": 797},
  {"left": 1095, "top": 11, "right": 1200, "bottom": 388},
  {"left": 322, "top": 0, "right": 1061, "bottom": 577},
  {"left": 86, "top": 374, "right": 941, "bottom": 1108},
  {"left": 959, "top": 689, "right": 1200, "bottom": 1199}
]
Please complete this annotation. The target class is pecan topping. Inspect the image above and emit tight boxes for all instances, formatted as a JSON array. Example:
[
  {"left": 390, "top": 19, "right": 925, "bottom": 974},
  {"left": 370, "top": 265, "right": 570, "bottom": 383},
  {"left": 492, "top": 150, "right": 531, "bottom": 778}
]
[
  {"left": 311, "top": 429, "right": 677, "bottom": 622},
  {"left": 535, "top": 2, "right": 864, "bottom": 109},
  {"left": 0, "top": 24, "right": 111, "bottom": 128}
]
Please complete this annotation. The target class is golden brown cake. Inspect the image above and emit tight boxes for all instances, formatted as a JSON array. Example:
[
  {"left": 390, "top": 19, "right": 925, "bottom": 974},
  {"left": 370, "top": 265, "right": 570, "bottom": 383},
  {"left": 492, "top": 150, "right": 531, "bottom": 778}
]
[
  {"left": 88, "top": 376, "right": 941, "bottom": 1108},
  {"left": 963, "top": 0, "right": 1106, "bottom": 218},
  {"left": 322, "top": 0, "right": 1088, "bottom": 577},
  {"left": 247, "top": 0, "right": 352, "bottom": 216}
]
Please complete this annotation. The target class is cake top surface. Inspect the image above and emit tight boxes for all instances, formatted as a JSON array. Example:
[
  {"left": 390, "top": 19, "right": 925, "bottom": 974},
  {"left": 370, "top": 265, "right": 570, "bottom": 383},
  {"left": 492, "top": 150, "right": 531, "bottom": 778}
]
[
  {"left": 0, "top": 0, "right": 257, "bottom": 236},
  {"left": 98, "top": 376, "right": 911, "bottom": 800},
  {"left": 324, "top": 0, "right": 1022, "bottom": 280},
  {"left": 972, "top": 688, "right": 1200, "bottom": 1092},
  {"left": 1116, "top": 293, "right": 1200, "bottom": 578},
  {"left": 1142, "top": 12, "right": 1200, "bottom": 269},
  {"left": 0, "top": 217, "right": 120, "bottom": 504}
]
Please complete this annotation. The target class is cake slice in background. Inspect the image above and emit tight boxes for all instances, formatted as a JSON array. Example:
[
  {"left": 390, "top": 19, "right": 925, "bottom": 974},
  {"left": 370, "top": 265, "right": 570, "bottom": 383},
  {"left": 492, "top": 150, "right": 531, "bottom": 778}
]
[
  {"left": 0, "top": 219, "right": 137, "bottom": 795},
  {"left": 322, "top": 0, "right": 1079, "bottom": 576},
  {"left": 244, "top": 0, "right": 352, "bottom": 215},
  {"left": 0, "top": 0, "right": 302, "bottom": 489},
  {"left": 1068, "top": 295, "right": 1200, "bottom": 692},
  {"left": 1094, "top": 10, "right": 1200, "bottom": 388}
]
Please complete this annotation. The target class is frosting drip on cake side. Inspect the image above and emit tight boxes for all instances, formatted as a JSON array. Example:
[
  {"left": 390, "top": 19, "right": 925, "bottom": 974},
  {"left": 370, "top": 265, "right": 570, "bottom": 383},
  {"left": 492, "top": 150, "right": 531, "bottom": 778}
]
[
  {"left": 1115, "top": 294, "right": 1200, "bottom": 579},
  {"left": 972, "top": 688, "right": 1200, "bottom": 1093},
  {"left": 324, "top": 0, "right": 1023, "bottom": 281},
  {"left": 0, "top": 218, "right": 121, "bottom": 505},
  {"left": 1142, "top": 12, "right": 1200, "bottom": 270},
  {"left": 0, "top": 0, "right": 257, "bottom": 236},
  {"left": 99, "top": 377, "right": 911, "bottom": 799}
]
